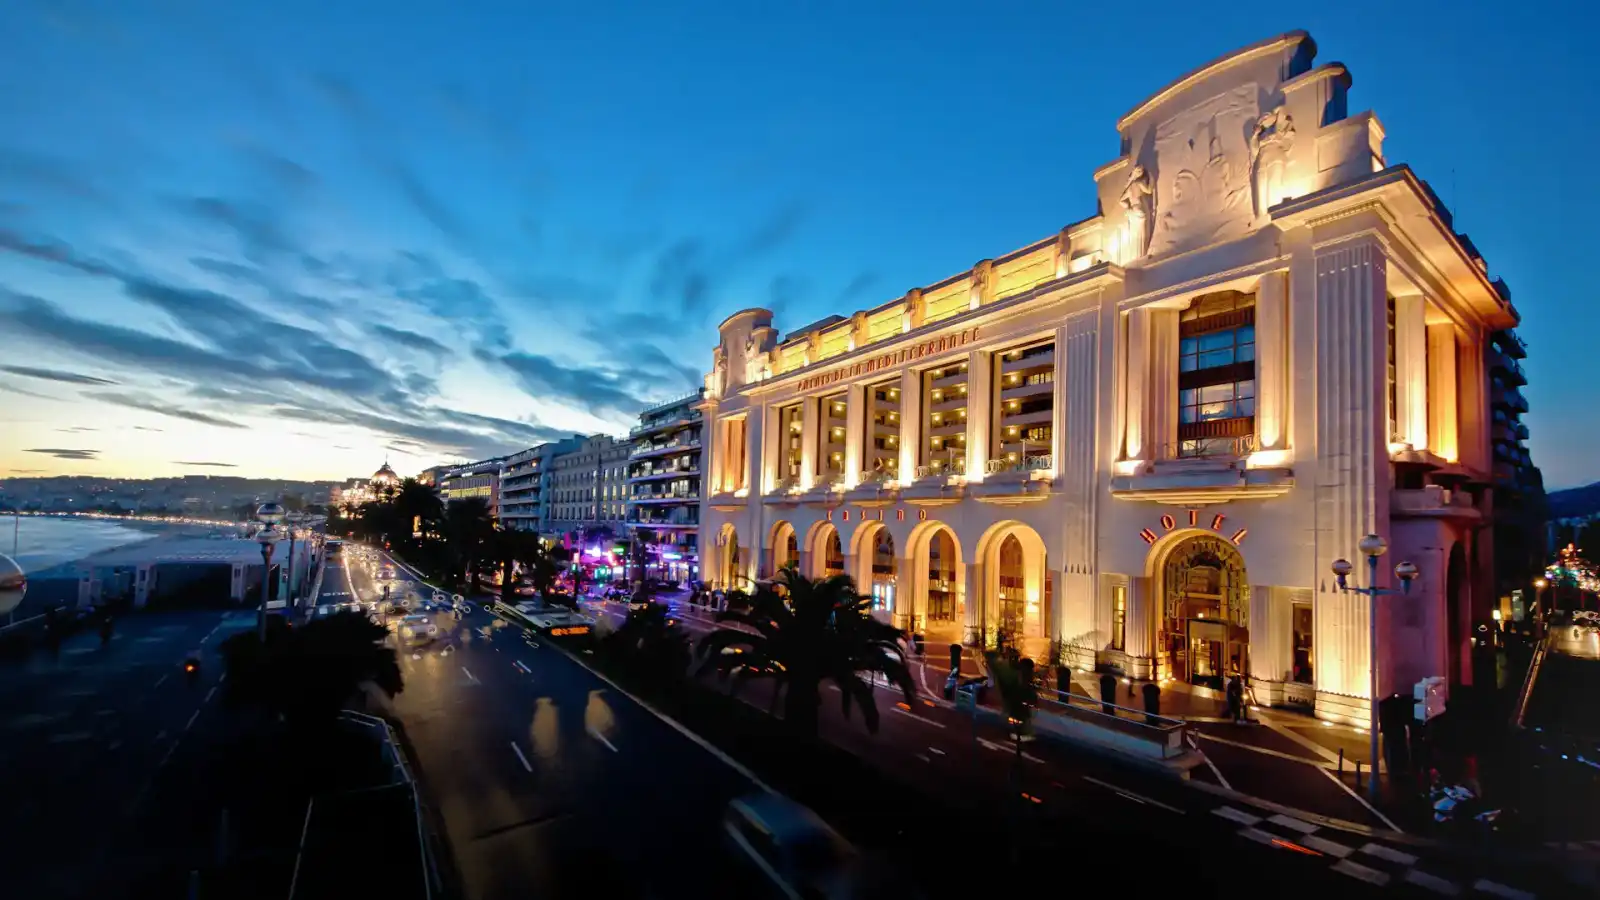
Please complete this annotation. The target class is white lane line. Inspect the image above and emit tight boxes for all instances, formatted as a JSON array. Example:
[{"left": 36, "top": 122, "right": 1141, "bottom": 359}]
[
  {"left": 975, "top": 736, "right": 1043, "bottom": 763},
  {"left": 220, "top": 673, "right": 227, "bottom": 684},
  {"left": 1332, "top": 858, "right": 1391, "bottom": 886},
  {"left": 1213, "top": 805, "right": 1262, "bottom": 826},
  {"left": 1189, "top": 732, "right": 1234, "bottom": 789},
  {"left": 512, "top": 660, "right": 531, "bottom": 674},
  {"left": 184, "top": 710, "right": 199, "bottom": 732},
  {"left": 509, "top": 741, "right": 533, "bottom": 772},
  {"left": 1301, "top": 834, "right": 1354, "bottom": 858},
  {"left": 588, "top": 728, "right": 618, "bottom": 753},
  {"left": 927, "top": 747, "right": 946, "bottom": 756},
  {"left": 154, "top": 674, "right": 169, "bottom": 689},
  {"left": 157, "top": 741, "right": 179, "bottom": 769},
  {"left": 889, "top": 706, "right": 946, "bottom": 729},
  {"left": 1405, "top": 870, "right": 1461, "bottom": 896},
  {"left": 1471, "top": 879, "right": 1534, "bottom": 900},
  {"left": 1358, "top": 841, "right": 1416, "bottom": 866},
  {"left": 916, "top": 752, "right": 931, "bottom": 762},
  {"left": 1082, "top": 776, "right": 1186, "bottom": 814},
  {"left": 1267, "top": 812, "right": 1318, "bottom": 834},
  {"left": 461, "top": 666, "right": 479, "bottom": 684},
  {"left": 152, "top": 729, "right": 167, "bottom": 745},
  {"left": 204, "top": 686, "right": 217, "bottom": 704},
  {"left": 1318, "top": 766, "right": 1403, "bottom": 832}
]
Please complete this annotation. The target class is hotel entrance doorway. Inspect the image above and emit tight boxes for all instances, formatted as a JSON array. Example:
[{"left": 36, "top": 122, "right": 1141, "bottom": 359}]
[{"left": 1160, "top": 534, "right": 1249, "bottom": 690}]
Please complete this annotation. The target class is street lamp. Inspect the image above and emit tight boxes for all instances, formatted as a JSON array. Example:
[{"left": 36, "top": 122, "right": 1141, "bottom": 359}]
[
  {"left": 255, "top": 502, "right": 285, "bottom": 642},
  {"left": 1533, "top": 577, "right": 1549, "bottom": 634},
  {"left": 1331, "top": 533, "right": 1419, "bottom": 800}
]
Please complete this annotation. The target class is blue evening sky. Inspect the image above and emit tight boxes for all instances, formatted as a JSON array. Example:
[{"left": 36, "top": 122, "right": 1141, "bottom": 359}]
[{"left": 0, "top": 1, "right": 1591, "bottom": 486}]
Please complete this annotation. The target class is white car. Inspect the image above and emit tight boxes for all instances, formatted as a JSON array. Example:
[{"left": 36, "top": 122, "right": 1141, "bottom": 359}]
[{"left": 397, "top": 614, "right": 438, "bottom": 642}]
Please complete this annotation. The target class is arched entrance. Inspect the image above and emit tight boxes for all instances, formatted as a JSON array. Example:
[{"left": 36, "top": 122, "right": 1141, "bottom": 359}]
[
  {"left": 769, "top": 521, "right": 798, "bottom": 576},
  {"left": 851, "top": 523, "right": 897, "bottom": 617},
  {"left": 907, "top": 521, "right": 963, "bottom": 640},
  {"left": 974, "top": 522, "right": 1049, "bottom": 649},
  {"left": 805, "top": 522, "right": 844, "bottom": 580},
  {"left": 1156, "top": 533, "right": 1249, "bottom": 689},
  {"left": 717, "top": 524, "right": 743, "bottom": 590}
]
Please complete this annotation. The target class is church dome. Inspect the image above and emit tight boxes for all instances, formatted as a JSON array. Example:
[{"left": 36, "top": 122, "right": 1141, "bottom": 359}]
[{"left": 372, "top": 462, "right": 399, "bottom": 484}]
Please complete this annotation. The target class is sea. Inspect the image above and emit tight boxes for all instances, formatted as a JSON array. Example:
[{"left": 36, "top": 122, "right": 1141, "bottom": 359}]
[{"left": 4, "top": 515, "right": 204, "bottom": 577}]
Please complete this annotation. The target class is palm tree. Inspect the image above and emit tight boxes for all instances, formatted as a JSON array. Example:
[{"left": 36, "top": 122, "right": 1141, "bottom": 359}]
[
  {"left": 219, "top": 610, "right": 402, "bottom": 729},
  {"left": 696, "top": 567, "right": 916, "bottom": 738},
  {"left": 604, "top": 601, "right": 692, "bottom": 683}
]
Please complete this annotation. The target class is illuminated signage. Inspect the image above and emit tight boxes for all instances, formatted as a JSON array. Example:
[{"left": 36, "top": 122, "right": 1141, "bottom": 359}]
[
  {"left": 548, "top": 625, "right": 592, "bottom": 637},
  {"left": 827, "top": 507, "right": 928, "bottom": 523},
  {"left": 796, "top": 327, "right": 980, "bottom": 391},
  {"left": 1137, "top": 508, "right": 1247, "bottom": 546}
]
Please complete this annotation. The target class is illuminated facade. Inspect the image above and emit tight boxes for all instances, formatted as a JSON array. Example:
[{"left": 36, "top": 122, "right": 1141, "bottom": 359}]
[
  {"left": 332, "top": 462, "right": 402, "bottom": 510},
  {"left": 627, "top": 390, "right": 705, "bottom": 584},
  {"left": 699, "top": 32, "right": 1518, "bottom": 724}
]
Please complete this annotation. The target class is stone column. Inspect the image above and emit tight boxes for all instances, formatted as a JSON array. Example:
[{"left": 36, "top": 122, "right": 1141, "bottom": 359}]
[
  {"left": 1427, "top": 324, "right": 1459, "bottom": 462},
  {"left": 1126, "top": 575, "right": 1153, "bottom": 662},
  {"left": 1312, "top": 238, "right": 1391, "bottom": 716},
  {"left": 899, "top": 368, "right": 921, "bottom": 480},
  {"left": 1123, "top": 308, "right": 1150, "bottom": 462},
  {"left": 965, "top": 349, "right": 992, "bottom": 478},
  {"left": 1057, "top": 312, "right": 1100, "bottom": 641},
  {"left": 1456, "top": 328, "right": 1488, "bottom": 472},
  {"left": 894, "top": 554, "right": 916, "bottom": 631},
  {"left": 843, "top": 382, "right": 867, "bottom": 488},
  {"left": 1147, "top": 309, "right": 1180, "bottom": 458},
  {"left": 964, "top": 560, "right": 985, "bottom": 644},
  {"left": 1254, "top": 270, "right": 1289, "bottom": 452},
  {"left": 743, "top": 410, "right": 762, "bottom": 495},
  {"left": 1393, "top": 294, "right": 1428, "bottom": 450},
  {"left": 761, "top": 404, "right": 780, "bottom": 494}
]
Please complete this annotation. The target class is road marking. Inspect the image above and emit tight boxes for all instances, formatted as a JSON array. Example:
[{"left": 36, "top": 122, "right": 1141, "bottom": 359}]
[
  {"left": 889, "top": 706, "right": 946, "bottom": 728},
  {"left": 48, "top": 731, "right": 94, "bottom": 743},
  {"left": 1332, "top": 858, "right": 1391, "bottom": 886},
  {"left": 513, "top": 660, "right": 531, "bottom": 674},
  {"left": 1267, "top": 813, "right": 1318, "bottom": 834},
  {"left": 1319, "top": 766, "right": 1403, "bottom": 832},
  {"left": 1357, "top": 841, "right": 1415, "bottom": 866},
  {"left": 1472, "top": 879, "right": 1534, "bottom": 900},
  {"left": 509, "top": 742, "right": 533, "bottom": 772},
  {"left": 1301, "top": 834, "right": 1354, "bottom": 857},
  {"left": 461, "top": 666, "right": 479, "bottom": 684},
  {"left": 916, "top": 753, "right": 931, "bottom": 762},
  {"left": 1193, "top": 735, "right": 1233, "bottom": 790},
  {"left": 975, "top": 736, "right": 1042, "bottom": 763},
  {"left": 157, "top": 740, "right": 179, "bottom": 769},
  {"left": 1083, "top": 776, "right": 1185, "bottom": 814},
  {"left": 184, "top": 710, "right": 199, "bottom": 732},
  {"left": 1405, "top": 870, "right": 1461, "bottom": 896},
  {"left": 1213, "top": 805, "right": 1262, "bottom": 826},
  {"left": 928, "top": 747, "right": 945, "bottom": 755},
  {"left": 204, "top": 686, "right": 217, "bottom": 704},
  {"left": 1194, "top": 730, "right": 1334, "bottom": 768},
  {"left": 588, "top": 728, "right": 618, "bottom": 753},
  {"left": 154, "top": 674, "right": 169, "bottom": 689},
  {"left": 153, "top": 729, "right": 167, "bottom": 745}
]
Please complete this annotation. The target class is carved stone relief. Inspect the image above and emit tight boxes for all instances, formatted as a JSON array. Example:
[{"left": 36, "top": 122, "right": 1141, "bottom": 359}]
[
  {"left": 1118, "top": 165, "right": 1154, "bottom": 261},
  {"left": 1250, "top": 105, "right": 1295, "bottom": 221},
  {"left": 1148, "top": 84, "right": 1261, "bottom": 257}
]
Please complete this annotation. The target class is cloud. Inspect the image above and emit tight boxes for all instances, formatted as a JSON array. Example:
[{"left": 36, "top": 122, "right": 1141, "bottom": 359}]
[
  {"left": 55, "top": 426, "right": 99, "bottom": 433},
  {"left": 172, "top": 461, "right": 237, "bottom": 467},
  {"left": 131, "top": 425, "right": 164, "bottom": 432},
  {"left": 838, "top": 271, "right": 880, "bottom": 306},
  {"left": 24, "top": 448, "right": 99, "bottom": 460},
  {"left": 89, "top": 392, "right": 248, "bottom": 429},
  {"left": 0, "top": 364, "right": 118, "bottom": 386},
  {"left": 494, "top": 350, "right": 645, "bottom": 417},
  {"left": 0, "top": 379, "right": 58, "bottom": 400},
  {"left": 371, "top": 324, "right": 451, "bottom": 360},
  {"left": 273, "top": 404, "right": 563, "bottom": 461}
]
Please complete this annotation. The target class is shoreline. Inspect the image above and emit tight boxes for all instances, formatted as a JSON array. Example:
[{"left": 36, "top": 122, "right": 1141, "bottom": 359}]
[{"left": 18, "top": 518, "right": 246, "bottom": 580}]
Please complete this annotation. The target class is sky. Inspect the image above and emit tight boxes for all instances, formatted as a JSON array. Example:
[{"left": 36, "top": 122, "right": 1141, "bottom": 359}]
[{"left": 0, "top": 1, "right": 1592, "bottom": 487}]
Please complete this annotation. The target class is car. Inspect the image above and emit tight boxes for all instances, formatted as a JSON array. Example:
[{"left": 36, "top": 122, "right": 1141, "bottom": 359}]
[
  {"left": 397, "top": 615, "right": 438, "bottom": 642},
  {"left": 385, "top": 602, "right": 409, "bottom": 616},
  {"left": 723, "top": 794, "right": 869, "bottom": 900}
]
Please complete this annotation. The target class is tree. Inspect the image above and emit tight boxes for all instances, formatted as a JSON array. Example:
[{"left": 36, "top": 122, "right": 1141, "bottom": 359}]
[
  {"left": 494, "top": 529, "right": 565, "bottom": 602},
  {"left": 603, "top": 601, "right": 692, "bottom": 683},
  {"left": 696, "top": 567, "right": 916, "bottom": 738},
  {"left": 443, "top": 497, "right": 495, "bottom": 590},
  {"left": 986, "top": 650, "right": 1038, "bottom": 777},
  {"left": 219, "top": 611, "right": 402, "bottom": 729}
]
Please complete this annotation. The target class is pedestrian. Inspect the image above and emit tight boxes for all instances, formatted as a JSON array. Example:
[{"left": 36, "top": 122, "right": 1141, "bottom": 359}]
[{"left": 1226, "top": 673, "right": 1246, "bottom": 724}]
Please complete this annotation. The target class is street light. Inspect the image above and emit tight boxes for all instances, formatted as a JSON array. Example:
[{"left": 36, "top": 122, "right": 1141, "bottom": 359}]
[
  {"left": 255, "top": 502, "right": 285, "bottom": 643},
  {"left": 1533, "top": 577, "right": 1549, "bottom": 633},
  {"left": 1331, "top": 533, "right": 1419, "bottom": 800}
]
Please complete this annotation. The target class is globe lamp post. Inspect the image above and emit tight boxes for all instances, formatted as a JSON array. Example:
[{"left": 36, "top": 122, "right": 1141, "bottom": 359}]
[{"left": 255, "top": 503, "right": 285, "bottom": 642}]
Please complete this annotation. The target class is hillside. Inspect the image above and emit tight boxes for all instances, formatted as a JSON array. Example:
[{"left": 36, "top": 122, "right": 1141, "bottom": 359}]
[{"left": 1548, "top": 481, "right": 1600, "bottom": 520}]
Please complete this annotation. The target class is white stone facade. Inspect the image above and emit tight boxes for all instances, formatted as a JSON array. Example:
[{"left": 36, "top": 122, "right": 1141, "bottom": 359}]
[{"left": 697, "top": 32, "right": 1517, "bottom": 724}]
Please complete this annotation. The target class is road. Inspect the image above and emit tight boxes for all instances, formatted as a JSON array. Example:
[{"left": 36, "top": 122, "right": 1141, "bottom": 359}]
[
  {"left": 335, "top": 549, "right": 1583, "bottom": 900},
  {"left": 0, "top": 605, "right": 249, "bottom": 900}
]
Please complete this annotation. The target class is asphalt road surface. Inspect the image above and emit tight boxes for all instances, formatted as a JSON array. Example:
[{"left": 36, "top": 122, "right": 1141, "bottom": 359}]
[
  {"left": 331, "top": 550, "right": 1582, "bottom": 900},
  {"left": 0, "top": 605, "right": 248, "bottom": 900}
]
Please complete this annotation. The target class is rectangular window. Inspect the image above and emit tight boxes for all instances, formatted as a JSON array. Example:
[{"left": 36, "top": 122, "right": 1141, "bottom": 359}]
[
  {"left": 816, "top": 391, "right": 847, "bottom": 482},
  {"left": 992, "top": 340, "right": 1055, "bottom": 469},
  {"left": 1292, "top": 603, "right": 1314, "bottom": 684},
  {"left": 1176, "top": 291, "right": 1256, "bottom": 458},
  {"left": 920, "top": 361, "right": 969, "bottom": 473},
  {"left": 778, "top": 403, "right": 804, "bottom": 487},
  {"left": 863, "top": 377, "right": 901, "bottom": 481},
  {"left": 1111, "top": 585, "right": 1127, "bottom": 652}
]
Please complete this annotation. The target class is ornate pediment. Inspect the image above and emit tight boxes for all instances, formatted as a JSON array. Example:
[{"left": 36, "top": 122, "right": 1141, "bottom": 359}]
[{"left": 1148, "top": 84, "right": 1261, "bottom": 257}]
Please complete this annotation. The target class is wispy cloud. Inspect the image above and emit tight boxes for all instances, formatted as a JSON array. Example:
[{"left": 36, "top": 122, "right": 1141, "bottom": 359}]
[
  {"left": 25, "top": 448, "right": 99, "bottom": 460},
  {"left": 172, "top": 460, "right": 237, "bottom": 467},
  {"left": 56, "top": 426, "right": 99, "bottom": 433},
  {"left": 0, "top": 364, "right": 118, "bottom": 386},
  {"left": 89, "top": 392, "right": 248, "bottom": 429}
]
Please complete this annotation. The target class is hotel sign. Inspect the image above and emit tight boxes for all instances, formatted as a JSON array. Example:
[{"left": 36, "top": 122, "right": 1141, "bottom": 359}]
[
  {"left": 797, "top": 327, "right": 980, "bottom": 391},
  {"left": 1138, "top": 508, "right": 1248, "bottom": 546}
]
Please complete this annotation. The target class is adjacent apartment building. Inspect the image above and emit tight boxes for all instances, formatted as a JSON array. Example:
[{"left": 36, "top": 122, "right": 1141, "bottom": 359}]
[
  {"left": 546, "top": 435, "right": 631, "bottom": 537},
  {"left": 438, "top": 455, "right": 508, "bottom": 517},
  {"left": 697, "top": 31, "right": 1521, "bottom": 725},
  {"left": 626, "top": 390, "right": 704, "bottom": 584}
]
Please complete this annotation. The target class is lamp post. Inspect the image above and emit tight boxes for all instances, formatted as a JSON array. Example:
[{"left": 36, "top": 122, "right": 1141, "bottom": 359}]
[
  {"left": 282, "top": 513, "right": 303, "bottom": 607},
  {"left": 1331, "top": 533, "right": 1420, "bottom": 801},
  {"left": 256, "top": 502, "right": 285, "bottom": 643},
  {"left": 1533, "top": 577, "right": 1549, "bottom": 636}
]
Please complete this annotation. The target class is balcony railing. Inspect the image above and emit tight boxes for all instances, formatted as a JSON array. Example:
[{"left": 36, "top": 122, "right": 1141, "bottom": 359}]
[
  {"left": 632, "top": 439, "right": 702, "bottom": 458},
  {"left": 914, "top": 457, "right": 967, "bottom": 480},
  {"left": 1158, "top": 433, "right": 1257, "bottom": 461},
  {"left": 985, "top": 455, "right": 1053, "bottom": 475}
]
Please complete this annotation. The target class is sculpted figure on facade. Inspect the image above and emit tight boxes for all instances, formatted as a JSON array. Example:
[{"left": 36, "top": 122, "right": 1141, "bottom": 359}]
[
  {"left": 1118, "top": 165, "right": 1154, "bottom": 261},
  {"left": 1250, "top": 105, "right": 1296, "bottom": 221},
  {"left": 709, "top": 344, "right": 727, "bottom": 398}
]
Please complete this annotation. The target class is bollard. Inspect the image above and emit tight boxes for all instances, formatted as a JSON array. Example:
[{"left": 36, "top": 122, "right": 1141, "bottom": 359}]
[
  {"left": 1355, "top": 759, "right": 1364, "bottom": 788},
  {"left": 1338, "top": 748, "right": 1345, "bottom": 776}
]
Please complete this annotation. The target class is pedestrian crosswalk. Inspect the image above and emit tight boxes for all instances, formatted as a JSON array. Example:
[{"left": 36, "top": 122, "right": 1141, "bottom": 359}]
[{"left": 1212, "top": 805, "right": 1537, "bottom": 897}]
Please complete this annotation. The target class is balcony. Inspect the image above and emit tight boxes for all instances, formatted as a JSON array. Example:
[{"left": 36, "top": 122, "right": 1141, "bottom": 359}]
[
  {"left": 999, "top": 352, "right": 1055, "bottom": 377},
  {"left": 629, "top": 466, "right": 700, "bottom": 483},
  {"left": 844, "top": 470, "right": 901, "bottom": 506},
  {"left": 631, "top": 490, "right": 698, "bottom": 504},
  {"left": 800, "top": 472, "right": 847, "bottom": 505},
  {"left": 997, "top": 409, "right": 1053, "bottom": 432},
  {"left": 1110, "top": 436, "right": 1294, "bottom": 504},
  {"left": 630, "top": 405, "right": 701, "bottom": 438},
  {"left": 627, "top": 508, "right": 700, "bottom": 529},
  {"left": 930, "top": 391, "right": 968, "bottom": 413},
  {"left": 928, "top": 420, "right": 965, "bottom": 439},
  {"left": 930, "top": 369, "right": 967, "bottom": 390},
  {"left": 632, "top": 439, "right": 702, "bottom": 460},
  {"left": 900, "top": 458, "right": 968, "bottom": 506},
  {"left": 1391, "top": 484, "right": 1480, "bottom": 522},
  {"left": 1000, "top": 379, "right": 1054, "bottom": 403},
  {"left": 971, "top": 455, "right": 1054, "bottom": 505}
]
